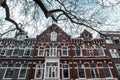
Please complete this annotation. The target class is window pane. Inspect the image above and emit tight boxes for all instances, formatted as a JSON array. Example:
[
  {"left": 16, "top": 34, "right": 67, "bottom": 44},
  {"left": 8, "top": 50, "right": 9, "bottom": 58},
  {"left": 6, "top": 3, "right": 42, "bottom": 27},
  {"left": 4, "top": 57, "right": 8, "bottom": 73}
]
[
  {"left": 97, "top": 46, "right": 104, "bottom": 56},
  {"left": 13, "top": 49, "right": 19, "bottom": 56},
  {"left": 103, "top": 64, "right": 111, "bottom": 77},
  {"left": 39, "top": 46, "right": 44, "bottom": 56},
  {"left": 24, "top": 49, "right": 31, "bottom": 56},
  {"left": 76, "top": 46, "right": 81, "bottom": 56},
  {"left": 51, "top": 32, "right": 57, "bottom": 41},
  {"left": 19, "top": 69, "right": 26, "bottom": 78},
  {"left": 5, "top": 68, "right": 13, "bottom": 78},
  {"left": 62, "top": 46, "right": 68, "bottom": 56},
  {"left": 78, "top": 64, "right": 85, "bottom": 78},
  {"left": 63, "top": 70, "right": 69, "bottom": 78}
]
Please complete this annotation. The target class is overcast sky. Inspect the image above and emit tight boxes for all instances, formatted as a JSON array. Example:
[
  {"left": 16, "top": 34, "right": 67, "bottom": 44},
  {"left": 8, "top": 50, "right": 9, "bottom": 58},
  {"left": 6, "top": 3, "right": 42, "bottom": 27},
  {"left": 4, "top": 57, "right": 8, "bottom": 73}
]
[{"left": 0, "top": 0, "right": 120, "bottom": 38}]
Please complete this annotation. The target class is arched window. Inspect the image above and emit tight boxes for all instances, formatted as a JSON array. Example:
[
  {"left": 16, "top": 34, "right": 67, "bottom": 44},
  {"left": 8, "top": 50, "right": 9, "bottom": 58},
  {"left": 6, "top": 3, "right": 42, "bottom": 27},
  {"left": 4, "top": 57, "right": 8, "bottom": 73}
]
[{"left": 51, "top": 32, "right": 57, "bottom": 41}]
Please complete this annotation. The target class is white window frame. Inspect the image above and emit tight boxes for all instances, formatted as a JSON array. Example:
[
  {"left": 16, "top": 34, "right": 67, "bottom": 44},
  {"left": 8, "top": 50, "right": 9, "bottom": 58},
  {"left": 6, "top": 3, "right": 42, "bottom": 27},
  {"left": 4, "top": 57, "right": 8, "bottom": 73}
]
[
  {"left": 86, "top": 46, "right": 94, "bottom": 56},
  {"left": 0, "top": 63, "right": 8, "bottom": 79},
  {"left": 115, "top": 64, "right": 120, "bottom": 75},
  {"left": 61, "top": 46, "right": 68, "bottom": 56},
  {"left": 23, "top": 47, "right": 32, "bottom": 57},
  {"left": 38, "top": 46, "right": 45, "bottom": 56},
  {"left": 97, "top": 46, "right": 105, "bottom": 56},
  {"left": 11, "top": 48, "right": 19, "bottom": 56},
  {"left": 77, "top": 63, "right": 86, "bottom": 79},
  {"left": 62, "top": 64, "right": 70, "bottom": 79},
  {"left": 76, "top": 46, "right": 82, "bottom": 56},
  {"left": 0, "top": 49, "right": 7, "bottom": 56},
  {"left": 103, "top": 63, "right": 112, "bottom": 78},
  {"left": 18, "top": 64, "right": 28, "bottom": 79},
  {"left": 109, "top": 49, "right": 119, "bottom": 58},
  {"left": 51, "top": 32, "right": 57, "bottom": 41},
  {"left": 34, "top": 64, "right": 43, "bottom": 79},
  {"left": 49, "top": 46, "right": 57, "bottom": 56},
  {"left": 3, "top": 64, "right": 14, "bottom": 79},
  {"left": 44, "top": 59, "right": 60, "bottom": 79},
  {"left": 90, "top": 63, "right": 100, "bottom": 78},
  {"left": 17, "top": 35, "right": 25, "bottom": 41},
  {"left": 105, "top": 37, "right": 113, "bottom": 44}
]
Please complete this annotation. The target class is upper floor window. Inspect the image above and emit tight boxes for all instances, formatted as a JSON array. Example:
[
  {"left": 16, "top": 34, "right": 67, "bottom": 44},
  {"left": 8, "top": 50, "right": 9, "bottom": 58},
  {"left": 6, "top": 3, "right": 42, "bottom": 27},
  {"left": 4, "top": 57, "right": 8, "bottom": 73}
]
[
  {"left": 109, "top": 49, "right": 119, "bottom": 58},
  {"left": 61, "top": 46, "right": 68, "bottom": 56},
  {"left": 0, "top": 49, "right": 7, "bottom": 56},
  {"left": 76, "top": 46, "right": 82, "bottom": 56},
  {"left": 12, "top": 49, "right": 19, "bottom": 56},
  {"left": 50, "top": 46, "right": 57, "bottom": 56},
  {"left": 105, "top": 37, "right": 113, "bottom": 44},
  {"left": 113, "top": 37, "right": 120, "bottom": 44},
  {"left": 86, "top": 46, "right": 94, "bottom": 56},
  {"left": 17, "top": 35, "right": 25, "bottom": 41},
  {"left": 38, "top": 46, "right": 45, "bottom": 56},
  {"left": 97, "top": 46, "right": 105, "bottom": 56},
  {"left": 51, "top": 32, "right": 57, "bottom": 41},
  {"left": 24, "top": 49, "right": 32, "bottom": 57},
  {"left": 78, "top": 63, "right": 85, "bottom": 78}
]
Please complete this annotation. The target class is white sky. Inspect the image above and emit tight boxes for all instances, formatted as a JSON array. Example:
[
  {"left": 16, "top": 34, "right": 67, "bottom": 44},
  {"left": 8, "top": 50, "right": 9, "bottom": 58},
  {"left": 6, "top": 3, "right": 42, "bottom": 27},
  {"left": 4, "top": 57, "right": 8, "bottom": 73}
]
[{"left": 0, "top": 0, "right": 120, "bottom": 38}]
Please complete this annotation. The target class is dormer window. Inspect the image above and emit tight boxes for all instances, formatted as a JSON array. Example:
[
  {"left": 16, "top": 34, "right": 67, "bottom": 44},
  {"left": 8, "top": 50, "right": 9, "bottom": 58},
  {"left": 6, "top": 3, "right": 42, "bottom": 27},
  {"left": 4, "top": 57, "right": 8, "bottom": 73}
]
[
  {"left": 17, "top": 35, "right": 25, "bottom": 41},
  {"left": 51, "top": 32, "right": 57, "bottom": 41}
]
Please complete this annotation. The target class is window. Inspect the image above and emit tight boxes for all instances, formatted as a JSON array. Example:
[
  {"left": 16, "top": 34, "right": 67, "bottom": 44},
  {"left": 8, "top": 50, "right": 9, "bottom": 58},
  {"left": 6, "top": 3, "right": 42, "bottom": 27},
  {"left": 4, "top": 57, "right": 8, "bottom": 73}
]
[
  {"left": 76, "top": 46, "right": 82, "bottom": 56},
  {"left": 115, "top": 64, "right": 120, "bottom": 75},
  {"left": 50, "top": 46, "right": 57, "bottom": 56},
  {"left": 78, "top": 63, "right": 85, "bottom": 78},
  {"left": 0, "top": 49, "right": 7, "bottom": 56},
  {"left": 105, "top": 37, "right": 113, "bottom": 44},
  {"left": 24, "top": 49, "right": 31, "bottom": 56},
  {"left": 34, "top": 64, "right": 43, "bottom": 79},
  {"left": 103, "top": 63, "right": 111, "bottom": 77},
  {"left": 4, "top": 64, "right": 14, "bottom": 79},
  {"left": 12, "top": 49, "right": 19, "bottom": 56},
  {"left": 113, "top": 37, "right": 120, "bottom": 44},
  {"left": 17, "top": 35, "right": 25, "bottom": 41},
  {"left": 109, "top": 49, "right": 119, "bottom": 58},
  {"left": 86, "top": 46, "right": 94, "bottom": 56},
  {"left": 51, "top": 32, "right": 57, "bottom": 41},
  {"left": 0, "top": 63, "right": 7, "bottom": 79},
  {"left": 62, "top": 64, "right": 69, "bottom": 79},
  {"left": 18, "top": 64, "right": 28, "bottom": 79},
  {"left": 38, "top": 46, "right": 45, "bottom": 56},
  {"left": 45, "top": 62, "right": 59, "bottom": 78},
  {"left": 97, "top": 46, "right": 104, "bottom": 56},
  {"left": 90, "top": 63, "right": 99, "bottom": 78},
  {"left": 61, "top": 46, "right": 68, "bottom": 56}
]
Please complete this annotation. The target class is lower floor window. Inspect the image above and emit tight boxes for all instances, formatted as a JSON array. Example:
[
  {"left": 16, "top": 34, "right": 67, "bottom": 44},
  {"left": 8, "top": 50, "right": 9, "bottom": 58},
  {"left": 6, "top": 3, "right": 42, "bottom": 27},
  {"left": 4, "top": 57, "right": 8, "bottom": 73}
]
[
  {"left": 4, "top": 68, "right": 13, "bottom": 78},
  {"left": 45, "top": 62, "right": 58, "bottom": 78},
  {"left": 115, "top": 64, "right": 120, "bottom": 75},
  {"left": 103, "top": 64, "right": 111, "bottom": 77},
  {"left": 18, "top": 64, "right": 28, "bottom": 79},
  {"left": 78, "top": 64, "right": 85, "bottom": 78},
  {"left": 35, "top": 64, "right": 43, "bottom": 79},
  {"left": 63, "top": 64, "right": 69, "bottom": 79}
]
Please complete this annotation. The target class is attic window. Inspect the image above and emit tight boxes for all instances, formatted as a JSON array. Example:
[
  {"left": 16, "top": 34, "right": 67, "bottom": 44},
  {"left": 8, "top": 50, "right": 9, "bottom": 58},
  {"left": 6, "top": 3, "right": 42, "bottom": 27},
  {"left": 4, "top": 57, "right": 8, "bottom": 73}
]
[
  {"left": 51, "top": 32, "right": 57, "bottom": 41},
  {"left": 113, "top": 37, "right": 120, "bottom": 44}
]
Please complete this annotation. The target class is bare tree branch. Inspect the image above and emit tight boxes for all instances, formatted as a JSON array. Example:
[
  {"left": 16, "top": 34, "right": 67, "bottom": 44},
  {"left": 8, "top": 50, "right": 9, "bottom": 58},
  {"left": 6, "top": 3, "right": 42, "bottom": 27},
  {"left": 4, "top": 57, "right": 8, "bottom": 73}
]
[{"left": 1, "top": 0, "right": 23, "bottom": 32}]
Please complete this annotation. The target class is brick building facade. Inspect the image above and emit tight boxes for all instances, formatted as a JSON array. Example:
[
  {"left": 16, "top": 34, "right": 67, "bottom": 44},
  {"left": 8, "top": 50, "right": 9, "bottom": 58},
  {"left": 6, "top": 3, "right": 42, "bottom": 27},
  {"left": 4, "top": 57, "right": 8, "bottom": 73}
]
[
  {"left": 100, "top": 31, "right": 120, "bottom": 79},
  {"left": 0, "top": 24, "right": 119, "bottom": 80}
]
